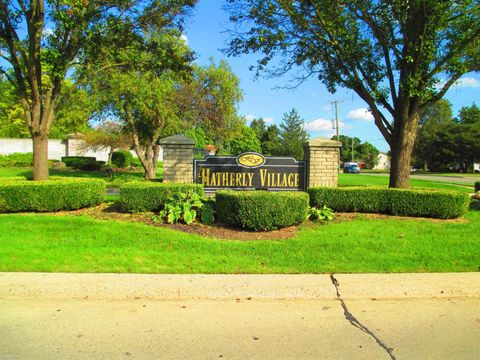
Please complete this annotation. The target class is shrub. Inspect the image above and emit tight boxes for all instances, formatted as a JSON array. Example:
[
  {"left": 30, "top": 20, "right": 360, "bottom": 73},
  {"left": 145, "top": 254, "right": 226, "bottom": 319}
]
[
  {"left": 475, "top": 181, "right": 480, "bottom": 193},
  {"left": 61, "top": 156, "right": 104, "bottom": 171},
  {"left": 111, "top": 150, "right": 134, "bottom": 168},
  {"left": 215, "top": 191, "right": 309, "bottom": 231},
  {"left": 0, "top": 178, "right": 105, "bottom": 213},
  {"left": 62, "top": 156, "right": 95, "bottom": 167},
  {"left": 0, "top": 153, "right": 33, "bottom": 167},
  {"left": 120, "top": 182, "right": 204, "bottom": 212},
  {"left": 308, "top": 187, "right": 470, "bottom": 219}
]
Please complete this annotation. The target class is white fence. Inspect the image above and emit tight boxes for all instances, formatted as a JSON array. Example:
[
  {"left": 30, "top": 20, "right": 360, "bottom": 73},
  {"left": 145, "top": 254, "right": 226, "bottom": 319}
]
[{"left": 0, "top": 138, "right": 163, "bottom": 162}]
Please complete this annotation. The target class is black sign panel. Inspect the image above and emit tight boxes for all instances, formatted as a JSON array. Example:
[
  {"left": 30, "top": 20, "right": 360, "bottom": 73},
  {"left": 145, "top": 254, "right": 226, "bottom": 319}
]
[{"left": 194, "top": 152, "right": 306, "bottom": 192}]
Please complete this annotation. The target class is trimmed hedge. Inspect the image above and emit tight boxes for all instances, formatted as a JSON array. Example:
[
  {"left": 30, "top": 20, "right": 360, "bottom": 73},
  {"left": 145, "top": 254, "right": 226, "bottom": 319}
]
[
  {"left": 0, "top": 178, "right": 105, "bottom": 213},
  {"left": 215, "top": 190, "right": 310, "bottom": 231},
  {"left": 61, "top": 156, "right": 104, "bottom": 171},
  {"left": 120, "top": 182, "right": 204, "bottom": 212},
  {"left": 475, "top": 181, "right": 480, "bottom": 193},
  {"left": 112, "top": 150, "right": 134, "bottom": 168},
  {"left": 0, "top": 176, "right": 27, "bottom": 182},
  {"left": 308, "top": 186, "right": 470, "bottom": 219}
]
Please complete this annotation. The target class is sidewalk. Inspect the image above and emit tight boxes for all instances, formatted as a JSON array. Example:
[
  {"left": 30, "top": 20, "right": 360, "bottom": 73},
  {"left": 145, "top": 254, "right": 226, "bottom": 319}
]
[{"left": 1, "top": 272, "right": 479, "bottom": 300}]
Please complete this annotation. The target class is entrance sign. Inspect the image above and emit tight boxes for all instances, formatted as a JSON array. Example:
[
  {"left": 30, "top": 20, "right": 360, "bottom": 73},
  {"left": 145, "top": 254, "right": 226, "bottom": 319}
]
[{"left": 194, "top": 152, "right": 306, "bottom": 192}]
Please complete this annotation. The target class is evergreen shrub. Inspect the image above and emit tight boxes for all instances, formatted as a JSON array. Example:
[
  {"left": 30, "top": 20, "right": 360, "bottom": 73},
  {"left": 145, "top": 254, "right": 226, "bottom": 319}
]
[
  {"left": 474, "top": 181, "right": 480, "bottom": 193},
  {"left": 308, "top": 187, "right": 470, "bottom": 219},
  {"left": 0, "top": 178, "right": 105, "bottom": 212},
  {"left": 120, "top": 182, "right": 204, "bottom": 212},
  {"left": 0, "top": 153, "right": 33, "bottom": 167},
  {"left": 215, "top": 190, "right": 309, "bottom": 231},
  {"left": 61, "top": 156, "right": 104, "bottom": 171},
  {"left": 111, "top": 150, "right": 134, "bottom": 168}
]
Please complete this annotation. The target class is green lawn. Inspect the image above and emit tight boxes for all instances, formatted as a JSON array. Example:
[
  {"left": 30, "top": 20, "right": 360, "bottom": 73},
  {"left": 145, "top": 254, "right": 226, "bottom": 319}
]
[
  {"left": 1, "top": 167, "right": 478, "bottom": 274},
  {"left": 339, "top": 173, "right": 474, "bottom": 193},
  {"left": 0, "top": 206, "right": 478, "bottom": 273},
  {"left": 0, "top": 166, "right": 163, "bottom": 185}
]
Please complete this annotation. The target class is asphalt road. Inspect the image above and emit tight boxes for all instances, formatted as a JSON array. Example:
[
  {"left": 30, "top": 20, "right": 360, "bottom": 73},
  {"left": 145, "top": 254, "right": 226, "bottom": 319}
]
[
  {"left": 2, "top": 273, "right": 479, "bottom": 360},
  {"left": 1, "top": 297, "right": 479, "bottom": 360}
]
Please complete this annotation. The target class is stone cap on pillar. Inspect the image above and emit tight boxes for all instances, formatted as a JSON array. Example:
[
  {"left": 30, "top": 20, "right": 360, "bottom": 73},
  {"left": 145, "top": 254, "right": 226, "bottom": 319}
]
[
  {"left": 303, "top": 137, "right": 342, "bottom": 148},
  {"left": 159, "top": 134, "right": 195, "bottom": 146}
]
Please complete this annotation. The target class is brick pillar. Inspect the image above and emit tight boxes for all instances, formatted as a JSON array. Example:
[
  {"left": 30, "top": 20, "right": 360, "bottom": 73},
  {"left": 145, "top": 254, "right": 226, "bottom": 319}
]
[
  {"left": 158, "top": 135, "right": 195, "bottom": 183},
  {"left": 303, "top": 138, "right": 341, "bottom": 188}
]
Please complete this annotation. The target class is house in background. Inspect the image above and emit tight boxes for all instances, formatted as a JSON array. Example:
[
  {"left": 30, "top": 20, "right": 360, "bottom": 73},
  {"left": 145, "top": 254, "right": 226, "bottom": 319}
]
[{"left": 374, "top": 152, "right": 391, "bottom": 170}]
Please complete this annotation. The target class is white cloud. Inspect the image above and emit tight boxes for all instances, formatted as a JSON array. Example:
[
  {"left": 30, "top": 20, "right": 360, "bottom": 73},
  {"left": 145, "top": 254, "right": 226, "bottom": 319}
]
[
  {"left": 304, "top": 118, "right": 346, "bottom": 132},
  {"left": 264, "top": 117, "right": 274, "bottom": 123},
  {"left": 180, "top": 34, "right": 189, "bottom": 44},
  {"left": 304, "top": 118, "right": 332, "bottom": 131},
  {"left": 453, "top": 77, "right": 480, "bottom": 88},
  {"left": 245, "top": 115, "right": 255, "bottom": 122},
  {"left": 347, "top": 108, "right": 374, "bottom": 122},
  {"left": 436, "top": 76, "right": 480, "bottom": 90}
]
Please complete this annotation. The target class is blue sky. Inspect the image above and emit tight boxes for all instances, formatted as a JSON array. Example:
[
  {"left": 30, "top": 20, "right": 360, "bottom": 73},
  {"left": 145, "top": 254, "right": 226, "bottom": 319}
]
[{"left": 183, "top": 0, "right": 480, "bottom": 152}]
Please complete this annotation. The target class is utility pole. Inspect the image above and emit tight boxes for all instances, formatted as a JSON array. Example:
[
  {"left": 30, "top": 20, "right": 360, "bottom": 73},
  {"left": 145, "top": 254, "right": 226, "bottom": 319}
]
[
  {"left": 331, "top": 100, "right": 344, "bottom": 172},
  {"left": 351, "top": 138, "right": 354, "bottom": 162},
  {"left": 334, "top": 101, "right": 339, "bottom": 141}
]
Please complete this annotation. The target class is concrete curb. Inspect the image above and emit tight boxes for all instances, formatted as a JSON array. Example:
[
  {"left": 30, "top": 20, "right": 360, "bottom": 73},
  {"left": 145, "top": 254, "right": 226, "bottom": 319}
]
[{"left": 1, "top": 272, "right": 479, "bottom": 300}]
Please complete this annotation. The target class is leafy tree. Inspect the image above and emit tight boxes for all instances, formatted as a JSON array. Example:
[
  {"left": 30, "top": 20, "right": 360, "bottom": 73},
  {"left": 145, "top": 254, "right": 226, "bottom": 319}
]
[
  {"left": 78, "top": 121, "right": 131, "bottom": 164},
  {"left": 226, "top": 0, "right": 480, "bottom": 188},
  {"left": 358, "top": 142, "right": 380, "bottom": 169},
  {"left": 279, "top": 109, "right": 309, "bottom": 160},
  {"left": 414, "top": 103, "right": 480, "bottom": 172},
  {"left": 414, "top": 99, "right": 454, "bottom": 171},
  {"left": 51, "top": 81, "right": 95, "bottom": 138},
  {"left": 85, "top": 30, "right": 194, "bottom": 179},
  {"left": 457, "top": 103, "right": 480, "bottom": 125},
  {"left": 175, "top": 60, "right": 244, "bottom": 148},
  {"left": 261, "top": 124, "right": 282, "bottom": 156},
  {"left": 0, "top": 77, "right": 92, "bottom": 139},
  {"left": 0, "top": 0, "right": 196, "bottom": 179},
  {"left": 184, "top": 127, "right": 206, "bottom": 150},
  {"left": 249, "top": 118, "right": 267, "bottom": 140},
  {"left": 335, "top": 135, "right": 379, "bottom": 168},
  {"left": 0, "top": 76, "right": 28, "bottom": 138},
  {"left": 227, "top": 125, "right": 262, "bottom": 155}
]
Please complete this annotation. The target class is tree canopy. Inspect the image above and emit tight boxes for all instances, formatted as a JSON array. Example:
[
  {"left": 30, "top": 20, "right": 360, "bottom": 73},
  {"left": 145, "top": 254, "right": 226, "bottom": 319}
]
[
  {"left": 279, "top": 109, "right": 309, "bottom": 160},
  {"left": 0, "top": 0, "right": 197, "bottom": 179},
  {"left": 414, "top": 102, "right": 480, "bottom": 172},
  {"left": 226, "top": 0, "right": 480, "bottom": 187}
]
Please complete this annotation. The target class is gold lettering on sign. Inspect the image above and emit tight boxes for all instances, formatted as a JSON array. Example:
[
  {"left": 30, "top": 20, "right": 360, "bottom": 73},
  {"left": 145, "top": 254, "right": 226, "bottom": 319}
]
[
  {"left": 201, "top": 168, "right": 210, "bottom": 186},
  {"left": 288, "top": 174, "right": 294, "bottom": 187},
  {"left": 247, "top": 173, "right": 254, "bottom": 187},
  {"left": 260, "top": 169, "right": 267, "bottom": 187}
]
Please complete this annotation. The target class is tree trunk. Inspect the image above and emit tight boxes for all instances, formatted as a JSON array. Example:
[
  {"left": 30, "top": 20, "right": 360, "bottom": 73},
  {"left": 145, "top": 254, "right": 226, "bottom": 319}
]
[
  {"left": 133, "top": 144, "right": 157, "bottom": 180},
  {"left": 389, "top": 114, "right": 419, "bottom": 188},
  {"left": 108, "top": 147, "right": 114, "bottom": 164},
  {"left": 32, "top": 133, "right": 49, "bottom": 181},
  {"left": 423, "top": 161, "right": 428, "bottom": 172},
  {"left": 143, "top": 145, "right": 157, "bottom": 180}
]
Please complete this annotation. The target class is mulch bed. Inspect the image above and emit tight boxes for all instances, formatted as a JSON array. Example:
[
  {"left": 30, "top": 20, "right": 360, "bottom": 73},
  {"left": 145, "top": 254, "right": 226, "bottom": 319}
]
[{"left": 49, "top": 202, "right": 467, "bottom": 241}]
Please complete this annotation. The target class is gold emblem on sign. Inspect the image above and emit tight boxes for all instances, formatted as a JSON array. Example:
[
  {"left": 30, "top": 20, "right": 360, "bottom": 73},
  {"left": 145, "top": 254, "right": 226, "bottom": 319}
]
[{"left": 237, "top": 153, "right": 266, "bottom": 168}]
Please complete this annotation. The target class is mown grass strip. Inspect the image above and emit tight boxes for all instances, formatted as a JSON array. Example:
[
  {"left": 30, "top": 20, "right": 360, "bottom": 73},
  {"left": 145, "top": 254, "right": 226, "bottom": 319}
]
[{"left": 0, "top": 207, "right": 478, "bottom": 274}]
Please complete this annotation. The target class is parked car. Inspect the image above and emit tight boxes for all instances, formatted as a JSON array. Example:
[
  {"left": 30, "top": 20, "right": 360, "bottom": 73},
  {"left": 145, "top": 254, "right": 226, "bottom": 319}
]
[{"left": 343, "top": 162, "right": 361, "bottom": 174}]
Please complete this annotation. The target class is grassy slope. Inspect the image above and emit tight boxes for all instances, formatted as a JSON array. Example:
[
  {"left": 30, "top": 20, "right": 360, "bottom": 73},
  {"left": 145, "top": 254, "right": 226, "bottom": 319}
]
[{"left": 1, "top": 205, "right": 478, "bottom": 274}]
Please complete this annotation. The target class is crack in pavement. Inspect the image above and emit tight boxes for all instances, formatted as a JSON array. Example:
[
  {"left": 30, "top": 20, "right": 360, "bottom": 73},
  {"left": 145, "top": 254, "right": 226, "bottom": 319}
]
[{"left": 330, "top": 274, "right": 397, "bottom": 360}]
